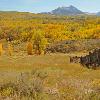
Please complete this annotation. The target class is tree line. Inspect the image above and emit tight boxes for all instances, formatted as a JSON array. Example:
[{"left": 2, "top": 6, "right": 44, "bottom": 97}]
[{"left": 0, "top": 12, "right": 100, "bottom": 54}]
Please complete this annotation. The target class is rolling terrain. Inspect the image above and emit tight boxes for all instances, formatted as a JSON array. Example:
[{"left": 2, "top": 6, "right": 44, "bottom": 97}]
[
  {"left": 0, "top": 11, "right": 100, "bottom": 99},
  {"left": 0, "top": 39, "right": 100, "bottom": 99}
]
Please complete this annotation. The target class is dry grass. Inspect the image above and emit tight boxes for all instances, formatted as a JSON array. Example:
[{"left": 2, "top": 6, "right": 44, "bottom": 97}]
[
  {"left": 8, "top": 43, "right": 13, "bottom": 56},
  {"left": 0, "top": 39, "right": 100, "bottom": 99},
  {"left": 0, "top": 43, "right": 3, "bottom": 56},
  {"left": 0, "top": 52, "right": 100, "bottom": 99}
]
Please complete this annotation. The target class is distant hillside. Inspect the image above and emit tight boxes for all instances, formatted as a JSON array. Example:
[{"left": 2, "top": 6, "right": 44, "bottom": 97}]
[
  {"left": 41, "top": 5, "right": 84, "bottom": 15},
  {"left": 46, "top": 39, "right": 100, "bottom": 53},
  {"left": 97, "top": 12, "right": 100, "bottom": 16},
  {"left": 0, "top": 11, "right": 100, "bottom": 42},
  {"left": 51, "top": 5, "right": 84, "bottom": 15}
]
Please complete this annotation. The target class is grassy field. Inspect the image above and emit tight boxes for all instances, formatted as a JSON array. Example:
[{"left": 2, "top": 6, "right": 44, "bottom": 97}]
[
  {"left": 0, "top": 11, "right": 100, "bottom": 99},
  {"left": 0, "top": 52, "right": 100, "bottom": 100}
]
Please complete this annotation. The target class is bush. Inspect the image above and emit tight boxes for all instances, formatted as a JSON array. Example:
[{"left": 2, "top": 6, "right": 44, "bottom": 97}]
[{"left": 0, "top": 71, "right": 45, "bottom": 99}]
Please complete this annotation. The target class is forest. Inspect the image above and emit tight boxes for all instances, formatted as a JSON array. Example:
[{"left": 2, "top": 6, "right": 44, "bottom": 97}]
[
  {"left": 0, "top": 12, "right": 100, "bottom": 55},
  {"left": 0, "top": 12, "right": 100, "bottom": 42}
]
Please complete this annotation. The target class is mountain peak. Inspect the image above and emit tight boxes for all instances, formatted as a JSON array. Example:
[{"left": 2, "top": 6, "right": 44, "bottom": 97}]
[
  {"left": 57, "top": 5, "right": 77, "bottom": 10},
  {"left": 69, "top": 5, "right": 75, "bottom": 8},
  {"left": 97, "top": 12, "right": 100, "bottom": 16},
  {"left": 51, "top": 5, "right": 84, "bottom": 15}
]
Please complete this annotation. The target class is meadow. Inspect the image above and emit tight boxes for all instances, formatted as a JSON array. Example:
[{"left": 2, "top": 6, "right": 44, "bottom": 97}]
[
  {"left": 0, "top": 44, "right": 100, "bottom": 100},
  {"left": 0, "top": 12, "right": 100, "bottom": 100}
]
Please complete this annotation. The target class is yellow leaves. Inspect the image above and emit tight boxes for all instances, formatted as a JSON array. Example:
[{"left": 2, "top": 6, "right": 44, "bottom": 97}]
[
  {"left": 1, "top": 87, "right": 14, "bottom": 97},
  {"left": 0, "top": 13, "right": 100, "bottom": 42},
  {"left": 92, "top": 79, "right": 100, "bottom": 87},
  {"left": 27, "top": 42, "right": 33, "bottom": 55},
  {"left": 32, "top": 30, "right": 48, "bottom": 55}
]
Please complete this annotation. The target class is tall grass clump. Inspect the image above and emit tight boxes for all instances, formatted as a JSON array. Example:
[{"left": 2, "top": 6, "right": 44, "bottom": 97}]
[
  {"left": 0, "top": 43, "right": 3, "bottom": 56},
  {"left": 8, "top": 43, "right": 13, "bottom": 56}
]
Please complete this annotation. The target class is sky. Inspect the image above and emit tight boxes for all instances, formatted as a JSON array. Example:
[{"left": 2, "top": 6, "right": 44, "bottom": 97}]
[{"left": 0, "top": 0, "right": 100, "bottom": 13}]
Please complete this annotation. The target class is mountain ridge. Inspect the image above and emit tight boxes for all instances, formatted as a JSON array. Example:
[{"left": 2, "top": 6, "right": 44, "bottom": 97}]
[
  {"left": 41, "top": 5, "right": 84, "bottom": 15},
  {"left": 0, "top": 6, "right": 99, "bottom": 16},
  {"left": 51, "top": 5, "right": 84, "bottom": 15},
  {"left": 97, "top": 12, "right": 100, "bottom": 16},
  {"left": 41, "top": 5, "right": 100, "bottom": 16}
]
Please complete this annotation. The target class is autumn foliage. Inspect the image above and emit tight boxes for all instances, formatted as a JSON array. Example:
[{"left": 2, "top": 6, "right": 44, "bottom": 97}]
[
  {"left": 27, "top": 42, "right": 33, "bottom": 55},
  {"left": 0, "top": 12, "right": 99, "bottom": 55},
  {"left": 0, "top": 12, "right": 100, "bottom": 42}
]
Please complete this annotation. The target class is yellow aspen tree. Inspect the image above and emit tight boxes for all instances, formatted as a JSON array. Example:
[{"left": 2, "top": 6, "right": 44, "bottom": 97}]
[
  {"left": 32, "top": 30, "right": 48, "bottom": 55},
  {"left": 27, "top": 42, "right": 33, "bottom": 55}
]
